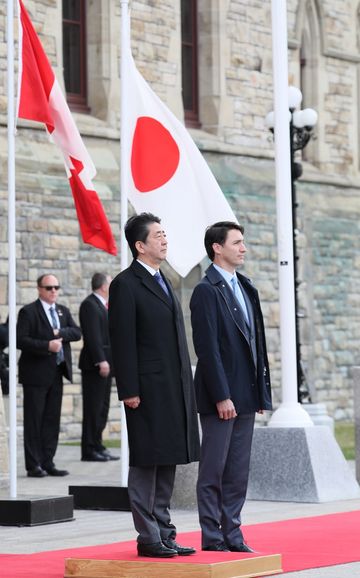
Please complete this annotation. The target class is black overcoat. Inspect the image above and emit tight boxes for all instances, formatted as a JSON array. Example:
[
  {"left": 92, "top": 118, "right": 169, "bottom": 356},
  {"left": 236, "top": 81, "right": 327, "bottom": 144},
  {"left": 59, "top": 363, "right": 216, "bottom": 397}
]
[
  {"left": 108, "top": 260, "right": 200, "bottom": 467},
  {"left": 190, "top": 264, "right": 272, "bottom": 415}
]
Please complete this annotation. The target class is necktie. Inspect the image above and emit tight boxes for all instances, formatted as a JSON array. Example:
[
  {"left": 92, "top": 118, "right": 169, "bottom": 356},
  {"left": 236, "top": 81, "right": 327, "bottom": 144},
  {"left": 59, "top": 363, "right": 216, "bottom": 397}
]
[
  {"left": 154, "top": 271, "right": 170, "bottom": 298},
  {"left": 49, "top": 306, "right": 64, "bottom": 364},
  {"left": 230, "top": 276, "right": 249, "bottom": 325}
]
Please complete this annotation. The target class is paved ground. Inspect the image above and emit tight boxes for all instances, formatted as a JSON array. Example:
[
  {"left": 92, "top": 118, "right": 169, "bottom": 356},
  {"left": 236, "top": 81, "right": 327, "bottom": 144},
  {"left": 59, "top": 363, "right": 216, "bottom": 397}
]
[{"left": 0, "top": 444, "right": 359, "bottom": 577}]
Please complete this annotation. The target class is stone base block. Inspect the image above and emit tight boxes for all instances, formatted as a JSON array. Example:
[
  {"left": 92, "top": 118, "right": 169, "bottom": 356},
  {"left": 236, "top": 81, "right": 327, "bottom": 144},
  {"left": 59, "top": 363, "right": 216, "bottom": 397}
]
[
  {"left": 68, "top": 485, "right": 130, "bottom": 511},
  {"left": 248, "top": 426, "right": 360, "bottom": 502},
  {"left": 0, "top": 494, "right": 74, "bottom": 526},
  {"left": 172, "top": 462, "right": 199, "bottom": 509}
]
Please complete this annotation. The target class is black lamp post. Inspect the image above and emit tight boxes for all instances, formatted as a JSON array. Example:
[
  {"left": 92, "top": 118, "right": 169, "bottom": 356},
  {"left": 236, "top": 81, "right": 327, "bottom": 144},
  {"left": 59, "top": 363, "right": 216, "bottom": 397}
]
[{"left": 266, "top": 86, "right": 318, "bottom": 403}]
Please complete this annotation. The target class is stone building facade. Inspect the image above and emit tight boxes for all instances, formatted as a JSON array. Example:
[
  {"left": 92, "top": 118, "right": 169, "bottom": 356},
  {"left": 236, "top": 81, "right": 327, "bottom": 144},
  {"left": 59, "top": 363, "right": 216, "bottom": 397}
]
[{"left": 1, "top": 0, "right": 360, "bottom": 443}]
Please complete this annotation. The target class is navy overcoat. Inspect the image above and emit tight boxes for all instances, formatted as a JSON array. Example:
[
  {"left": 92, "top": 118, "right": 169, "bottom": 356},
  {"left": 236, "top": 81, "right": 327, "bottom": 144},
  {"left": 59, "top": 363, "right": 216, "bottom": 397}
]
[{"left": 190, "top": 264, "right": 272, "bottom": 415}]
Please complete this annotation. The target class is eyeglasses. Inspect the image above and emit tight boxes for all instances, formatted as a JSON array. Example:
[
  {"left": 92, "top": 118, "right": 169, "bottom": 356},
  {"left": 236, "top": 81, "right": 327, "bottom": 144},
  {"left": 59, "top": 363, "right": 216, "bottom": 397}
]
[{"left": 40, "top": 285, "right": 60, "bottom": 291}]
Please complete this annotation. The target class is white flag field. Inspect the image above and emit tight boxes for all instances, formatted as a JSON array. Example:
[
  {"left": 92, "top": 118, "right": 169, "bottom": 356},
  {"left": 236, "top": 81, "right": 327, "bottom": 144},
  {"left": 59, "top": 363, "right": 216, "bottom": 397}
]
[{"left": 124, "top": 51, "right": 237, "bottom": 277}]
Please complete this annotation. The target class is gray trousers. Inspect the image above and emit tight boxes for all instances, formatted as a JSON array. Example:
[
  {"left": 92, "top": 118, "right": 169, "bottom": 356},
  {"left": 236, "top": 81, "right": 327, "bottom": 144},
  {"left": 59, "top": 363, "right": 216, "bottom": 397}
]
[
  {"left": 197, "top": 412, "right": 255, "bottom": 548},
  {"left": 128, "top": 464, "right": 177, "bottom": 544}
]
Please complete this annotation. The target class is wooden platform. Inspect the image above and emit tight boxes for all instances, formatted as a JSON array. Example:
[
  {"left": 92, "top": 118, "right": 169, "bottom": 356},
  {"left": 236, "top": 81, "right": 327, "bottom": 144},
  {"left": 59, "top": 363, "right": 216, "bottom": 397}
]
[{"left": 64, "top": 553, "right": 282, "bottom": 578}]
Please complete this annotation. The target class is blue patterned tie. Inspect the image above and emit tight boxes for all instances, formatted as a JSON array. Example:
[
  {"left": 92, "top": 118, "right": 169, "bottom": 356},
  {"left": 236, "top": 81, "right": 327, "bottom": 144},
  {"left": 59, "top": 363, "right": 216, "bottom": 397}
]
[
  {"left": 154, "top": 271, "right": 170, "bottom": 298},
  {"left": 49, "top": 306, "right": 64, "bottom": 364},
  {"left": 231, "top": 276, "right": 249, "bottom": 326}
]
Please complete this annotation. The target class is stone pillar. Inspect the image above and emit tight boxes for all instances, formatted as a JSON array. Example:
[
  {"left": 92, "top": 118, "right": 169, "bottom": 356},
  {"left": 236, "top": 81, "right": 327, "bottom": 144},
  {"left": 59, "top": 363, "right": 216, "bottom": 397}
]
[
  {"left": 0, "top": 393, "right": 9, "bottom": 488},
  {"left": 172, "top": 462, "right": 198, "bottom": 509},
  {"left": 303, "top": 402, "right": 334, "bottom": 433},
  {"left": 248, "top": 426, "right": 360, "bottom": 502},
  {"left": 351, "top": 366, "right": 360, "bottom": 484},
  {"left": 172, "top": 372, "right": 200, "bottom": 509}
]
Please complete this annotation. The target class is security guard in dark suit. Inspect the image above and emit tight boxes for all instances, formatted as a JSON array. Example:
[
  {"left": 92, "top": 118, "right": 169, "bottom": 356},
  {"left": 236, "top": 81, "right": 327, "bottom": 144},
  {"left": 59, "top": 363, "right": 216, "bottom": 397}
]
[
  {"left": 79, "top": 272, "right": 119, "bottom": 462},
  {"left": 17, "top": 274, "right": 81, "bottom": 477}
]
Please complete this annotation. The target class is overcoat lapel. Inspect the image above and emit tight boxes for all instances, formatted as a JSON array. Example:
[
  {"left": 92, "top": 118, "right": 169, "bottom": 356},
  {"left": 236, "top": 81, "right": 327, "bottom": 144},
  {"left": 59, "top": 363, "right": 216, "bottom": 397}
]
[
  {"left": 131, "top": 261, "right": 173, "bottom": 309},
  {"left": 206, "top": 266, "right": 250, "bottom": 343},
  {"left": 238, "top": 276, "right": 258, "bottom": 369}
]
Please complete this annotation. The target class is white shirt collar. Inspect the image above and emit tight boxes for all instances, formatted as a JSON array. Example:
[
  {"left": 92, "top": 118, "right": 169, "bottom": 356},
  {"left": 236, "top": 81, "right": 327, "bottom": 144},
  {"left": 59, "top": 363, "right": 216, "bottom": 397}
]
[
  {"left": 93, "top": 292, "right": 107, "bottom": 306},
  {"left": 213, "top": 263, "right": 236, "bottom": 286},
  {"left": 136, "top": 259, "right": 159, "bottom": 277},
  {"left": 39, "top": 298, "right": 55, "bottom": 312}
]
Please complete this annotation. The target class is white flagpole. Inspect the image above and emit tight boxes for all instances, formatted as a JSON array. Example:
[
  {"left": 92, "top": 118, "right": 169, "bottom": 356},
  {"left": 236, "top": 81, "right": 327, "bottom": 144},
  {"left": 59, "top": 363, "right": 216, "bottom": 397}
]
[
  {"left": 119, "top": 0, "right": 130, "bottom": 486},
  {"left": 268, "top": 0, "right": 312, "bottom": 427},
  {"left": 7, "top": 0, "right": 18, "bottom": 496}
]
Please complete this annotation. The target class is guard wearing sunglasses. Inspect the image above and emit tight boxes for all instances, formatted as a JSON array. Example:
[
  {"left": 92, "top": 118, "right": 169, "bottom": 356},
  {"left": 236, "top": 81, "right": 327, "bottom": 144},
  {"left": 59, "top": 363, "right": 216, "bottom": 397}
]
[{"left": 17, "top": 274, "right": 81, "bottom": 477}]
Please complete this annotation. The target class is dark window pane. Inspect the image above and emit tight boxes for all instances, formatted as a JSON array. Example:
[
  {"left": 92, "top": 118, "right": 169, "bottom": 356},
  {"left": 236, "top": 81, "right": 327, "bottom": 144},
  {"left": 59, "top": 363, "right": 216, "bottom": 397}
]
[
  {"left": 63, "top": 24, "right": 81, "bottom": 94},
  {"left": 62, "top": 0, "right": 88, "bottom": 111},
  {"left": 182, "top": 46, "right": 193, "bottom": 111},
  {"left": 181, "top": 0, "right": 199, "bottom": 125},
  {"left": 181, "top": 0, "right": 192, "bottom": 43},
  {"left": 63, "top": 0, "right": 80, "bottom": 21}
]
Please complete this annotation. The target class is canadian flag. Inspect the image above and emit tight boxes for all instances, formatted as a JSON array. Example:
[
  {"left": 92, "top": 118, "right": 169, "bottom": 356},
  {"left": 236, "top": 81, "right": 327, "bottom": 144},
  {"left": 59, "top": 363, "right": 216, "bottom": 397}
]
[
  {"left": 17, "top": 0, "right": 117, "bottom": 256},
  {"left": 124, "top": 51, "right": 238, "bottom": 277}
]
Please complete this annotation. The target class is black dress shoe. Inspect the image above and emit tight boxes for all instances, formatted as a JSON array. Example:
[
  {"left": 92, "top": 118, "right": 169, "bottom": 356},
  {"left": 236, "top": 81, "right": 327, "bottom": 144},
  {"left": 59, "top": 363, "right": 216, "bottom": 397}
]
[
  {"left": 45, "top": 467, "right": 69, "bottom": 476},
  {"left": 162, "top": 538, "right": 196, "bottom": 556},
  {"left": 100, "top": 449, "right": 120, "bottom": 461},
  {"left": 27, "top": 466, "right": 48, "bottom": 478},
  {"left": 81, "top": 451, "right": 109, "bottom": 462},
  {"left": 202, "top": 543, "right": 230, "bottom": 552},
  {"left": 227, "top": 543, "right": 256, "bottom": 553},
  {"left": 137, "top": 542, "right": 178, "bottom": 558}
]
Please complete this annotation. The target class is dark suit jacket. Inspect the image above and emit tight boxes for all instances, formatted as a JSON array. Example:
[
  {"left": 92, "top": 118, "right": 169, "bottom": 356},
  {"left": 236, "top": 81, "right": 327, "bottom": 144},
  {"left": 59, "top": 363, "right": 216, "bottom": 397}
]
[
  {"left": 0, "top": 318, "right": 8, "bottom": 350},
  {"left": 108, "top": 260, "right": 200, "bottom": 467},
  {"left": 17, "top": 299, "right": 81, "bottom": 386},
  {"left": 78, "top": 293, "right": 112, "bottom": 371},
  {"left": 190, "top": 264, "right": 272, "bottom": 415}
]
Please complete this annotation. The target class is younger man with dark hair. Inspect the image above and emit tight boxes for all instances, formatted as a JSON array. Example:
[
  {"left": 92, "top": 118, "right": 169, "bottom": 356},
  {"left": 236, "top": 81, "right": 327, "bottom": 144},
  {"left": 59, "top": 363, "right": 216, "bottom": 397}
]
[{"left": 190, "top": 221, "right": 272, "bottom": 552}]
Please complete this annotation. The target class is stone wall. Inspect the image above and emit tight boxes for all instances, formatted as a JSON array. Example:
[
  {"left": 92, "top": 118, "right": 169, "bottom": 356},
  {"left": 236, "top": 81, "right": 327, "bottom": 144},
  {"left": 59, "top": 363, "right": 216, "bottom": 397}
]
[
  {"left": 1, "top": 0, "right": 360, "bottom": 441},
  {"left": 0, "top": 123, "right": 123, "bottom": 442},
  {"left": 298, "top": 178, "right": 360, "bottom": 419}
]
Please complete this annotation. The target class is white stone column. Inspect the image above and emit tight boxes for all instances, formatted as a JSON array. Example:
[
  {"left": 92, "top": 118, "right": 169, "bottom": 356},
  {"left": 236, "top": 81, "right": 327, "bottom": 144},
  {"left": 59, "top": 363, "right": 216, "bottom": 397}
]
[{"left": 268, "top": 0, "right": 312, "bottom": 427}]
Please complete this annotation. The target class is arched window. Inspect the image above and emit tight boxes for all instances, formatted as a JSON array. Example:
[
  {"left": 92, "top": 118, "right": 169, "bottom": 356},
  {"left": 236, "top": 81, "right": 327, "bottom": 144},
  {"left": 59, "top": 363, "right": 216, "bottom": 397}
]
[
  {"left": 62, "top": 0, "right": 88, "bottom": 112},
  {"left": 181, "top": 0, "right": 200, "bottom": 127},
  {"left": 299, "top": 0, "right": 320, "bottom": 162}
]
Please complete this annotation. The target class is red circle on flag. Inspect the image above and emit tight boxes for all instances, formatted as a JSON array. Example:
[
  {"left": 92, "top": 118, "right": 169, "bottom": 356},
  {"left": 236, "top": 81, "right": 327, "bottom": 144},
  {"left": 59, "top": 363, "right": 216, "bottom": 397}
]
[{"left": 131, "top": 116, "right": 180, "bottom": 192}]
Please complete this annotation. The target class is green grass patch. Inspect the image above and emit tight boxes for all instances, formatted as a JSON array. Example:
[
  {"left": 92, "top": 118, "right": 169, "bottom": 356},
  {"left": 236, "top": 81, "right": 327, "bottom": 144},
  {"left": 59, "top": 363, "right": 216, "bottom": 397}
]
[
  {"left": 61, "top": 439, "right": 120, "bottom": 448},
  {"left": 335, "top": 422, "right": 355, "bottom": 460},
  {"left": 60, "top": 441, "right": 80, "bottom": 446},
  {"left": 62, "top": 425, "right": 355, "bottom": 459},
  {"left": 103, "top": 439, "right": 120, "bottom": 448}
]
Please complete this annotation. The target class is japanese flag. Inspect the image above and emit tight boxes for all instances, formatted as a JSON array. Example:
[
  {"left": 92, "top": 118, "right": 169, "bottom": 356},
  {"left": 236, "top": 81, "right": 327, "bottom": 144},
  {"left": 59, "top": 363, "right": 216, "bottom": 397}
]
[{"left": 124, "top": 52, "right": 237, "bottom": 277}]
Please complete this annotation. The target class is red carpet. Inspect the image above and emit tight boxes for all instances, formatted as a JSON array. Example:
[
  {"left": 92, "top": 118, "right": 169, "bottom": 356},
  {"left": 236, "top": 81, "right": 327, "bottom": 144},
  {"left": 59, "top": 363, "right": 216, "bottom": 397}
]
[{"left": 1, "top": 510, "right": 360, "bottom": 577}]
